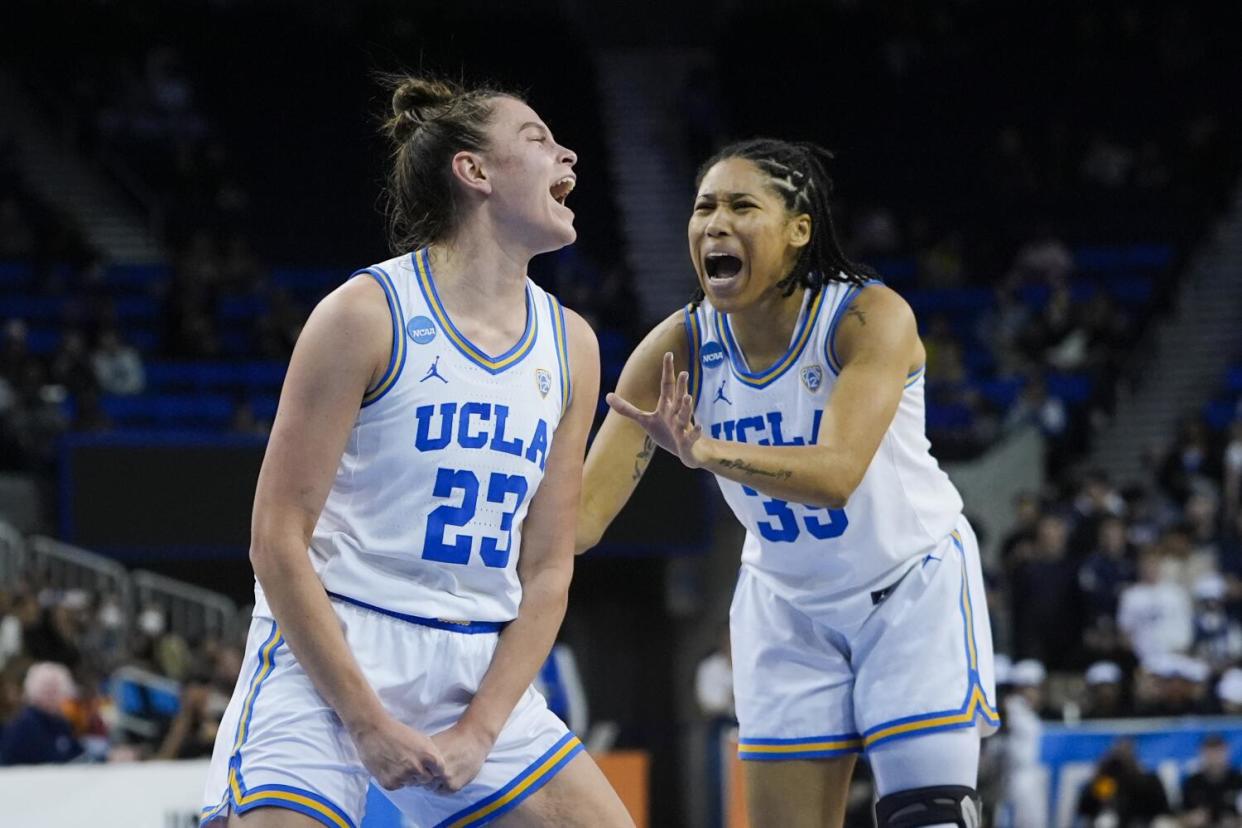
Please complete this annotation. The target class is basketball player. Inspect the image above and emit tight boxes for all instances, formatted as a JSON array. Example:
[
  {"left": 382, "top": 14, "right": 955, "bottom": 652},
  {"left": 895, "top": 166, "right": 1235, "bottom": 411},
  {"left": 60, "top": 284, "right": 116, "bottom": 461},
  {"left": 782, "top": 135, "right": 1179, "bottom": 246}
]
[
  {"left": 200, "top": 77, "right": 634, "bottom": 828},
  {"left": 578, "top": 139, "right": 997, "bottom": 828}
]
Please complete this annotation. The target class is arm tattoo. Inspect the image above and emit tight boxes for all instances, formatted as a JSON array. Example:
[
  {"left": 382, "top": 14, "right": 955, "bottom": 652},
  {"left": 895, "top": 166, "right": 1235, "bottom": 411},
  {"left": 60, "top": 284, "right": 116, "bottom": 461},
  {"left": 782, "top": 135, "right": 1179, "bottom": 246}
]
[
  {"left": 632, "top": 435, "right": 656, "bottom": 481},
  {"left": 718, "top": 458, "right": 793, "bottom": 481},
  {"left": 847, "top": 307, "right": 867, "bottom": 326}
]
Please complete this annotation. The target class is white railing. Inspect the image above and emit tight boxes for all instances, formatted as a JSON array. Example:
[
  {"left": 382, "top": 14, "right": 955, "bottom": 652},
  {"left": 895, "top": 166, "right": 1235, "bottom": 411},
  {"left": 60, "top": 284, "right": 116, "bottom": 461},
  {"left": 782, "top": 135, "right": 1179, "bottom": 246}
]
[
  {"left": 26, "top": 535, "right": 133, "bottom": 637},
  {"left": 132, "top": 569, "right": 238, "bottom": 643},
  {"left": 0, "top": 521, "right": 26, "bottom": 586}
]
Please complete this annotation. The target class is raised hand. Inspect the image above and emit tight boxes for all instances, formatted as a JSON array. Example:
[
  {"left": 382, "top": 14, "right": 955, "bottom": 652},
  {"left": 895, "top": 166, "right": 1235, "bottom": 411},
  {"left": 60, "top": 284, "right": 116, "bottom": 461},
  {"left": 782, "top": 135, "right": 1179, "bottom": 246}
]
[{"left": 606, "top": 352, "right": 703, "bottom": 469}]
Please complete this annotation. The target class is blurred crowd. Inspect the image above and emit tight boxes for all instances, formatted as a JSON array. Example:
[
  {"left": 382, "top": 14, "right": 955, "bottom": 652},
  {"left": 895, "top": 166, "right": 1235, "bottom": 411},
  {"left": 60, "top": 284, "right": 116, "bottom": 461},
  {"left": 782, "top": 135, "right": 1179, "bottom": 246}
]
[{"left": 0, "top": 578, "right": 244, "bottom": 766}]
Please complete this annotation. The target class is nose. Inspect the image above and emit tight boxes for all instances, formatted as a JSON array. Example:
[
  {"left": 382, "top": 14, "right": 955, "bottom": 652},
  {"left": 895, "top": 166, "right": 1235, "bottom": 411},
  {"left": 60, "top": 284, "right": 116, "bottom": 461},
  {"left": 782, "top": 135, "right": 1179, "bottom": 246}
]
[
  {"left": 704, "top": 208, "right": 730, "bottom": 237},
  {"left": 559, "top": 144, "right": 577, "bottom": 168}
]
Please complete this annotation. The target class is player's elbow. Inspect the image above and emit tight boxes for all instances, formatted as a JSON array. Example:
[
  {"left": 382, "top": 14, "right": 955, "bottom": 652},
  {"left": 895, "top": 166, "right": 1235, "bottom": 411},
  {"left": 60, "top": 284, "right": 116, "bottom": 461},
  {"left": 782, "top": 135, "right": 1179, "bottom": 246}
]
[
  {"left": 574, "top": 526, "right": 602, "bottom": 556},
  {"left": 810, "top": 468, "right": 864, "bottom": 510}
]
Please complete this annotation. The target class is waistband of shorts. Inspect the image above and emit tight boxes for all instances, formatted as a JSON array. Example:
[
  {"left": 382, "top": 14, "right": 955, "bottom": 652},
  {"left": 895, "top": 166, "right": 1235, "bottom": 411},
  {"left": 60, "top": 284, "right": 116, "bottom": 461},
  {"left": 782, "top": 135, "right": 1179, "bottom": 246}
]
[{"left": 326, "top": 591, "right": 506, "bottom": 634}]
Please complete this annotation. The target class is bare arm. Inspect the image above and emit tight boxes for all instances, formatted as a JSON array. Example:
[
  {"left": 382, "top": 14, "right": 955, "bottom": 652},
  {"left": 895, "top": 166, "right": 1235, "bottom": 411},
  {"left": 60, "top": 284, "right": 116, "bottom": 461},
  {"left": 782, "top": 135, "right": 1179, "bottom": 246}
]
[
  {"left": 576, "top": 311, "right": 690, "bottom": 553},
  {"left": 609, "top": 285, "right": 922, "bottom": 508},
  {"left": 434, "top": 308, "right": 602, "bottom": 790},
  {"left": 249, "top": 275, "right": 444, "bottom": 789}
]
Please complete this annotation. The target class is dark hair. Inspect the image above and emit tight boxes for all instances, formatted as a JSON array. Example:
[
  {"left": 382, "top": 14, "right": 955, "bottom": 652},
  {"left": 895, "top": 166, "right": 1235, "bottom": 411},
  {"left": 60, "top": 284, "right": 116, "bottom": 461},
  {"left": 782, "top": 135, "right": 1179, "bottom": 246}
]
[
  {"left": 380, "top": 75, "right": 518, "bottom": 252},
  {"left": 691, "top": 138, "right": 874, "bottom": 304}
]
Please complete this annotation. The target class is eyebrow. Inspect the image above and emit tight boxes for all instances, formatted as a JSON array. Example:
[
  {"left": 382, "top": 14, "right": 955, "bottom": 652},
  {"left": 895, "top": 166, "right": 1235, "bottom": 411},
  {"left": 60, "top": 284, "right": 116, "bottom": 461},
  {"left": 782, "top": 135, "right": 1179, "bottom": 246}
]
[
  {"left": 518, "top": 121, "right": 549, "bottom": 135},
  {"left": 695, "top": 191, "right": 758, "bottom": 201}
]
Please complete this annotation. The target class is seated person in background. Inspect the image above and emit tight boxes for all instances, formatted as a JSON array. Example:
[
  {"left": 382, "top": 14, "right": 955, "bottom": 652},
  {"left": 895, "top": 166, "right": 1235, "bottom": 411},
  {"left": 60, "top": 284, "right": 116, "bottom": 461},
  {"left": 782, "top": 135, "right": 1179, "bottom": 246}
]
[
  {"left": 0, "top": 662, "right": 82, "bottom": 766},
  {"left": 1180, "top": 733, "right": 1242, "bottom": 828},
  {"left": 1075, "top": 738, "right": 1170, "bottom": 825},
  {"left": 1081, "top": 661, "right": 1130, "bottom": 719}
]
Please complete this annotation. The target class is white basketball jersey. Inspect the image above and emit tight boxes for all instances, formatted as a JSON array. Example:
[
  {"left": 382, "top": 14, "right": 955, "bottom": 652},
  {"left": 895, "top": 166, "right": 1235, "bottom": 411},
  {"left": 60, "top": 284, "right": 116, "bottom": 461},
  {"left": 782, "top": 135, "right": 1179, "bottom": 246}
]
[
  {"left": 686, "top": 280, "right": 963, "bottom": 614},
  {"left": 255, "top": 248, "right": 573, "bottom": 624}
]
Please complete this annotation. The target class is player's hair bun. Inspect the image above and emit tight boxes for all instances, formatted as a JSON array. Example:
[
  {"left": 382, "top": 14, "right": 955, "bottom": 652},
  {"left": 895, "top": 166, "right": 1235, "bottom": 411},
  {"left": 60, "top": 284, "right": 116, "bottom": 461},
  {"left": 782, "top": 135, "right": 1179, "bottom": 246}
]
[{"left": 386, "top": 76, "right": 459, "bottom": 143}]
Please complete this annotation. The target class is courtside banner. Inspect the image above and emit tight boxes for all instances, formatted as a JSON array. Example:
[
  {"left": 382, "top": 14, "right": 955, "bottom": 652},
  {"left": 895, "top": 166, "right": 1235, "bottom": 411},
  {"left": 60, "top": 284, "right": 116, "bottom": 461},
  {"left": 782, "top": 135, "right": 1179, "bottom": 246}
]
[{"left": 1041, "top": 717, "right": 1242, "bottom": 827}]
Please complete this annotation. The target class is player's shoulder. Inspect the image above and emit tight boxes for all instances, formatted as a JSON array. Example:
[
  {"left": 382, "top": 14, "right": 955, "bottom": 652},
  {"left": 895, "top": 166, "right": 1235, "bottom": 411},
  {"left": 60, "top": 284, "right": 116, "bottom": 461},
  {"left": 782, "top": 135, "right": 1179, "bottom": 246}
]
[
  {"left": 306, "top": 268, "right": 393, "bottom": 338},
  {"left": 849, "top": 281, "right": 915, "bottom": 325}
]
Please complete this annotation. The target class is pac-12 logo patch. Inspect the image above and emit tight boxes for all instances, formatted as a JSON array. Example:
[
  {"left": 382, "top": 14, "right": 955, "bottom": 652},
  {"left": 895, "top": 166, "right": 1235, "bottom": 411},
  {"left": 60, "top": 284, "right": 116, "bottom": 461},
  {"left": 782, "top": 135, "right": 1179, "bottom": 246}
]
[
  {"left": 406, "top": 315, "right": 437, "bottom": 345},
  {"left": 700, "top": 340, "right": 725, "bottom": 369},
  {"left": 536, "top": 369, "right": 552, "bottom": 398},
  {"left": 801, "top": 364, "right": 824, "bottom": 392}
]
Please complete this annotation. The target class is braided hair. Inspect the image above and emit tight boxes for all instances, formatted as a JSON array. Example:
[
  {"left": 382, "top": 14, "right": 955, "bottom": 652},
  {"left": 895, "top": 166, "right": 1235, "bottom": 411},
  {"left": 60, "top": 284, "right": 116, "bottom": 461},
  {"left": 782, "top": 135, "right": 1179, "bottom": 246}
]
[{"left": 691, "top": 138, "right": 874, "bottom": 305}]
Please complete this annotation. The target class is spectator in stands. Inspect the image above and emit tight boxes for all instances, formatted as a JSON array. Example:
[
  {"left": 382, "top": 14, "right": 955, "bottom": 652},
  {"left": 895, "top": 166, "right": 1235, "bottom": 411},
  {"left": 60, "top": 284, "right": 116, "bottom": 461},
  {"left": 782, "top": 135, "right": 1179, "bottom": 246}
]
[
  {"left": 998, "top": 659, "right": 1047, "bottom": 828},
  {"left": 156, "top": 672, "right": 219, "bottom": 760},
  {"left": 1117, "top": 547, "right": 1193, "bottom": 662},
  {"left": 1224, "top": 420, "right": 1242, "bottom": 522},
  {"left": 1160, "top": 418, "right": 1217, "bottom": 505},
  {"left": 1180, "top": 733, "right": 1242, "bottom": 827},
  {"left": 1081, "top": 661, "right": 1128, "bottom": 719},
  {"left": 1135, "top": 653, "right": 1212, "bottom": 717},
  {"left": 1004, "top": 375, "right": 1067, "bottom": 444},
  {"left": 1191, "top": 573, "right": 1242, "bottom": 670},
  {"left": 0, "top": 661, "right": 82, "bottom": 766},
  {"left": 0, "top": 587, "right": 37, "bottom": 669},
  {"left": 48, "top": 329, "right": 97, "bottom": 397},
  {"left": 1217, "top": 669, "right": 1242, "bottom": 715},
  {"left": 1000, "top": 492, "right": 1042, "bottom": 569},
  {"left": 1009, "top": 513, "right": 1081, "bottom": 667},
  {"left": 1074, "top": 738, "right": 1171, "bottom": 825},
  {"left": 23, "top": 600, "right": 81, "bottom": 670},
  {"left": 1185, "top": 490, "right": 1223, "bottom": 561},
  {"left": 694, "top": 623, "right": 734, "bottom": 721},
  {"left": 91, "top": 328, "right": 145, "bottom": 396},
  {"left": 1079, "top": 515, "right": 1136, "bottom": 629}
]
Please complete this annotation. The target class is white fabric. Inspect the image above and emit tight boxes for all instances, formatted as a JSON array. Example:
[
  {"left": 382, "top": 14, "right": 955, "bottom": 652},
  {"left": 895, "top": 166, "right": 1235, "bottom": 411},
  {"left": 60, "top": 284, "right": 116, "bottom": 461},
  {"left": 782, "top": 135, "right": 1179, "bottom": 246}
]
[
  {"left": 689, "top": 282, "right": 964, "bottom": 618},
  {"left": 1117, "top": 580, "right": 1194, "bottom": 660},
  {"left": 201, "top": 603, "right": 576, "bottom": 827},
  {"left": 730, "top": 515, "right": 996, "bottom": 754},
  {"left": 255, "top": 250, "right": 569, "bottom": 624}
]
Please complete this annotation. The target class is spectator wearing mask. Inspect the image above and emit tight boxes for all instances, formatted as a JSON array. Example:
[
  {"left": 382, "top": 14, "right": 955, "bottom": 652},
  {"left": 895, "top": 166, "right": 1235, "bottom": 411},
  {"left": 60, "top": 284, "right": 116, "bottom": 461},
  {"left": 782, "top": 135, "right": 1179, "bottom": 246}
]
[
  {"left": 1181, "top": 733, "right": 1242, "bottom": 828},
  {"left": 0, "top": 662, "right": 82, "bottom": 765},
  {"left": 1117, "top": 547, "right": 1193, "bottom": 661},
  {"left": 91, "top": 328, "right": 145, "bottom": 396},
  {"left": 1218, "top": 668, "right": 1242, "bottom": 716}
]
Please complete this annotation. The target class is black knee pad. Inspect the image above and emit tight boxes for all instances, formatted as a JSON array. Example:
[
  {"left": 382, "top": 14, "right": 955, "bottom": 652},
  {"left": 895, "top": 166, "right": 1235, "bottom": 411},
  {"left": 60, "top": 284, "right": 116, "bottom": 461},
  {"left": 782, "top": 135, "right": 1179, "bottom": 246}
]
[{"left": 874, "top": 786, "right": 981, "bottom": 827}]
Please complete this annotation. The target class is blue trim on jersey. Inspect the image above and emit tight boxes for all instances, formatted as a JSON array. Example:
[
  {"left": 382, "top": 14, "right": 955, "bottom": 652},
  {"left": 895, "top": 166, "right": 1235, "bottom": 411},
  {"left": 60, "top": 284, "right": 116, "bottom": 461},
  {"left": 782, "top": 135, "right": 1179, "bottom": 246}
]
[
  {"left": 737, "top": 732, "right": 864, "bottom": 761},
  {"left": 861, "top": 530, "right": 999, "bottom": 750},
  {"left": 358, "top": 267, "right": 407, "bottom": 407},
  {"left": 326, "top": 590, "right": 505, "bottom": 634},
  {"left": 683, "top": 304, "right": 704, "bottom": 407},
  {"left": 904, "top": 365, "right": 925, "bottom": 388},
  {"left": 715, "top": 288, "right": 826, "bottom": 388},
  {"left": 413, "top": 248, "right": 538, "bottom": 374},
  {"left": 435, "top": 732, "right": 583, "bottom": 828},
  {"left": 824, "top": 279, "right": 885, "bottom": 375},
  {"left": 546, "top": 294, "right": 572, "bottom": 414}
]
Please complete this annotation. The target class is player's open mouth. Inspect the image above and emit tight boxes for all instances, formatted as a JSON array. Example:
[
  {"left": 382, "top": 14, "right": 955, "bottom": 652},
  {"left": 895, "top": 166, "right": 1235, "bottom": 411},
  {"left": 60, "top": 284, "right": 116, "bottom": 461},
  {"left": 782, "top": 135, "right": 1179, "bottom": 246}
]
[
  {"left": 550, "top": 176, "right": 575, "bottom": 206},
  {"left": 704, "top": 252, "right": 744, "bottom": 283}
]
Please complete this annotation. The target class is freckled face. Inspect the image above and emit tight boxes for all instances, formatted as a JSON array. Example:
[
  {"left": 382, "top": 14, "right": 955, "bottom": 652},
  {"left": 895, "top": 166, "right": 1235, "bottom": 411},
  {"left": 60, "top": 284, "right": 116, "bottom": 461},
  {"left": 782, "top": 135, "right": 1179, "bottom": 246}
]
[{"left": 481, "top": 97, "right": 579, "bottom": 252}]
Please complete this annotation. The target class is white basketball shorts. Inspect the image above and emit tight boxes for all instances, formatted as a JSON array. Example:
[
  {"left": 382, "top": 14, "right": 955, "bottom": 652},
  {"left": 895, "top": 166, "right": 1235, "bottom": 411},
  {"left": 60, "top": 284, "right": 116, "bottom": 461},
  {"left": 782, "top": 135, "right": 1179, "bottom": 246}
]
[
  {"left": 732, "top": 514, "right": 998, "bottom": 761},
  {"left": 200, "top": 595, "right": 580, "bottom": 828}
]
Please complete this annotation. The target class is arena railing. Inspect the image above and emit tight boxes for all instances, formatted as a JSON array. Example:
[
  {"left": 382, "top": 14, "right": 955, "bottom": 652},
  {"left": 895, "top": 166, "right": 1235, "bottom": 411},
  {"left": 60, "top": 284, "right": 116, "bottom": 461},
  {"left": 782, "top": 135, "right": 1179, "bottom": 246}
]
[
  {"left": 0, "top": 521, "right": 27, "bottom": 586},
  {"left": 26, "top": 535, "right": 132, "bottom": 638},
  {"left": 131, "top": 569, "right": 238, "bottom": 643}
]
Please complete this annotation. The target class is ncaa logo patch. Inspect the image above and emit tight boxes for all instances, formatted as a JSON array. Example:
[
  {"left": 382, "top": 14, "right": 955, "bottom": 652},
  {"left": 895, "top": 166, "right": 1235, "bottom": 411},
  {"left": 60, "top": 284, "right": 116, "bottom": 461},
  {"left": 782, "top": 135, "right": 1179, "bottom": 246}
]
[
  {"left": 801, "top": 364, "right": 824, "bottom": 392},
  {"left": 700, "top": 340, "right": 725, "bottom": 369},
  {"left": 406, "top": 315, "right": 437, "bottom": 345},
  {"left": 536, "top": 369, "right": 552, "bottom": 398}
]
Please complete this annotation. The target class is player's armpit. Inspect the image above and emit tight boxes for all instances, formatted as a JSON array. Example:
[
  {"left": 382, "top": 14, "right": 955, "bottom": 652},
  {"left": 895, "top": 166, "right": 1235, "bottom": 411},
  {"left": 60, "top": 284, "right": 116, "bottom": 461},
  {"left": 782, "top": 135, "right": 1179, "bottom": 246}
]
[{"left": 577, "top": 310, "right": 691, "bottom": 553}]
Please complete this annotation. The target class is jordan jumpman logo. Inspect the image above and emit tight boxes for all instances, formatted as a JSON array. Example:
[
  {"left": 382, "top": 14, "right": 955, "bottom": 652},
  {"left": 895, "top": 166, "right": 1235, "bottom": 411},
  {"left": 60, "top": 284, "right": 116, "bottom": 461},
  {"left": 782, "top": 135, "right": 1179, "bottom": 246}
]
[
  {"left": 713, "top": 381, "right": 731, "bottom": 405},
  {"left": 420, "top": 355, "right": 448, "bottom": 383}
]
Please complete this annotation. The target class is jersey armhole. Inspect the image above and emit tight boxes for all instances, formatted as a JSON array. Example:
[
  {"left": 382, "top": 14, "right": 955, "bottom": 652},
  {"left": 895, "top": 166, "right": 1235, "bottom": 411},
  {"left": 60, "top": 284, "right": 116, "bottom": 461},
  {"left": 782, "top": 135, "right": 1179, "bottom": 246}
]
[
  {"left": 683, "top": 304, "right": 704, "bottom": 407},
  {"left": 356, "top": 267, "right": 407, "bottom": 407},
  {"left": 547, "top": 295, "right": 572, "bottom": 415},
  {"left": 823, "top": 278, "right": 885, "bottom": 376}
]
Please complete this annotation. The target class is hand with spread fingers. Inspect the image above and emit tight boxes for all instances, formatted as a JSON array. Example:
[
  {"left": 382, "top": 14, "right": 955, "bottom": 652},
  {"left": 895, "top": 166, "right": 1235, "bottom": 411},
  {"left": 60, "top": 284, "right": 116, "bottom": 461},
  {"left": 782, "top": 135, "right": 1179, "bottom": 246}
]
[{"left": 606, "top": 352, "right": 704, "bottom": 470}]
